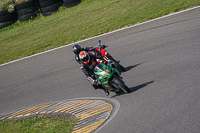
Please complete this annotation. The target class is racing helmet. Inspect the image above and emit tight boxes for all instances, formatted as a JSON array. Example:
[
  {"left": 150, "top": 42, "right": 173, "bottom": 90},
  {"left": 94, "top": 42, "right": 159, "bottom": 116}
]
[
  {"left": 79, "top": 51, "right": 90, "bottom": 64},
  {"left": 72, "top": 44, "right": 81, "bottom": 54}
]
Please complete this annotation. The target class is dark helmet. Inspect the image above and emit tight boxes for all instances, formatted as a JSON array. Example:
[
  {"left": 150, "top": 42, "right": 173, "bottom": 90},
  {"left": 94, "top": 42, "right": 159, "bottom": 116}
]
[
  {"left": 79, "top": 51, "right": 90, "bottom": 64},
  {"left": 72, "top": 44, "right": 81, "bottom": 54}
]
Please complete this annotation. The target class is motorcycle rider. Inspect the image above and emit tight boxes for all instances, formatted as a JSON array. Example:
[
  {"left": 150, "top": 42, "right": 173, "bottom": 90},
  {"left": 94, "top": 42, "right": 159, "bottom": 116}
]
[
  {"left": 72, "top": 43, "right": 125, "bottom": 73},
  {"left": 79, "top": 50, "right": 110, "bottom": 96},
  {"left": 72, "top": 44, "right": 107, "bottom": 64},
  {"left": 72, "top": 44, "right": 82, "bottom": 64}
]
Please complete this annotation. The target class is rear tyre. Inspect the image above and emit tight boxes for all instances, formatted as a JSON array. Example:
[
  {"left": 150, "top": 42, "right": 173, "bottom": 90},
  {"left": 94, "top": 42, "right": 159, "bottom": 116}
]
[
  {"left": 113, "top": 60, "right": 126, "bottom": 72},
  {"left": 0, "top": 9, "right": 9, "bottom": 16},
  {"left": 0, "top": 20, "right": 15, "bottom": 29},
  {"left": 0, "top": 10, "right": 17, "bottom": 29},
  {"left": 15, "top": 0, "right": 39, "bottom": 22},
  {"left": 111, "top": 77, "right": 130, "bottom": 93},
  {"left": 17, "top": 6, "right": 38, "bottom": 16},
  {"left": 63, "top": 0, "right": 80, "bottom": 7},
  {"left": 18, "top": 12, "right": 38, "bottom": 21},
  {"left": 39, "top": 0, "right": 58, "bottom": 7},
  {"left": 15, "top": 0, "right": 36, "bottom": 11},
  {"left": 0, "top": 12, "right": 16, "bottom": 23},
  {"left": 40, "top": 2, "right": 62, "bottom": 16}
]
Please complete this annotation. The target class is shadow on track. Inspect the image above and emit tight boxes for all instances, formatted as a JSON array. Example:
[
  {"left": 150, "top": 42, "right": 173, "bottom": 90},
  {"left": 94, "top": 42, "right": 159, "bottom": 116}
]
[
  {"left": 129, "top": 80, "right": 154, "bottom": 92},
  {"left": 124, "top": 63, "right": 142, "bottom": 72},
  {"left": 111, "top": 80, "right": 154, "bottom": 98}
]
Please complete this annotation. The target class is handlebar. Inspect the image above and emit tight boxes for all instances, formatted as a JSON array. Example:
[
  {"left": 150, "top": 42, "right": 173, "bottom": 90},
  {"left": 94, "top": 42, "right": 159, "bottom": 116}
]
[{"left": 97, "top": 40, "right": 108, "bottom": 51}]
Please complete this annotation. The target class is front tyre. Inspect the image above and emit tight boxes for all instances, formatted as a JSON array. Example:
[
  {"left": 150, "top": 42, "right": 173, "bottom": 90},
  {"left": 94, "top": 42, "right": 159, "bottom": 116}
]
[{"left": 111, "top": 77, "right": 130, "bottom": 93}]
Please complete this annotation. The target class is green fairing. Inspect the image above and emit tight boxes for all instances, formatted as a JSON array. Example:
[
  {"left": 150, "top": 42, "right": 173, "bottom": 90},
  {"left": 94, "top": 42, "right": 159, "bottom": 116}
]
[{"left": 94, "top": 63, "right": 118, "bottom": 91}]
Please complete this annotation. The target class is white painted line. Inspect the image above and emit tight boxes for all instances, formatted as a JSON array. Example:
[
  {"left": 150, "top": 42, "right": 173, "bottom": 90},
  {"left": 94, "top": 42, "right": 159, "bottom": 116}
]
[
  {"left": 1, "top": 6, "right": 200, "bottom": 67},
  {"left": 71, "top": 100, "right": 106, "bottom": 114}
]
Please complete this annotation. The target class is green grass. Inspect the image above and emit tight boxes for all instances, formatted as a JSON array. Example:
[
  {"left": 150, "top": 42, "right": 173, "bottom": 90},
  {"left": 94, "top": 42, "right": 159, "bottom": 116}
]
[
  {"left": 0, "top": 0, "right": 199, "bottom": 64},
  {"left": 0, "top": 0, "right": 15, "bottom": 11},
  {"left": 0, "top": 0, "right": 29, "bottom": 11},
  {"left": 0, "top": 117, "right": 77, "bottom": 133}
]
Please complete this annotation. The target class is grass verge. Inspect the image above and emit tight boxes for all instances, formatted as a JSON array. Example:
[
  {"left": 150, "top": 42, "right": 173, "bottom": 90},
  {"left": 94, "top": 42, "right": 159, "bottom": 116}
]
[
  {"left": 0, "top": 117, "right": 77, "bottom": 133},
  {"left": 0, "top": 0, "right": 200, "bottom": 64}
]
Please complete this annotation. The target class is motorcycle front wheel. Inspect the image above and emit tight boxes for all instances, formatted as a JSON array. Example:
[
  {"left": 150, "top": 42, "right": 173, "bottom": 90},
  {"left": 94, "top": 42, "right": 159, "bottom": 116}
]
[{"left": 111, "top": 76, "right": 130, "bottom": 93}]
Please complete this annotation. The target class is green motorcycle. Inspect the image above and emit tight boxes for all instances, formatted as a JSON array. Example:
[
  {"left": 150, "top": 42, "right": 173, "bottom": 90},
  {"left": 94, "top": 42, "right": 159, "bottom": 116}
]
[{"left": 94, "top": 63, "right": 131, "bottom": 95}]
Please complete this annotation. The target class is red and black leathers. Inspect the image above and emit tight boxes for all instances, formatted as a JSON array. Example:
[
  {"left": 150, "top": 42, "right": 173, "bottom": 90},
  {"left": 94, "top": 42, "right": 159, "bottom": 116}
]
[
  {"left": 75, "top": 45, "right": 107, "bottom": 64},
  {"left": 80, "top": 51, "right": 104, "bottom": 83}
]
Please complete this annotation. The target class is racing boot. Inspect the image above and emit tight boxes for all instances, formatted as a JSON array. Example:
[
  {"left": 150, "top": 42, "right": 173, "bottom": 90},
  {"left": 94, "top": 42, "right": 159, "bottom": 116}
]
[
  {"left": 103, "top": 89, "right": 110, "bottom": 96},
  {"left": 92, "top": 84, "right": 102, "bottom": 90}
]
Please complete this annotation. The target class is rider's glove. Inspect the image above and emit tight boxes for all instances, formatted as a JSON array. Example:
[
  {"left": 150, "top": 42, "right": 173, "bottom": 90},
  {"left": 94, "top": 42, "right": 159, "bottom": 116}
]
[
  {"left": 103, "top": 56, "right": 109, "bottom": 61},
  {"left": 92, "top": 80, "right": 100, "bottom": 90},
  {"left": 92, "top": 79, "right": 98, "bottom": 85},
  {"left": 101, "top": 45, "right": 106, "bottom": 49},
  {"left": 107, "top": 59, "right": 113, "bottom": 64},
  {"left": 103, "top": 56, "right": 113, "bottom": 64},
  {"left": 82, "top": 47, "right": 89, "bottom": 51}
]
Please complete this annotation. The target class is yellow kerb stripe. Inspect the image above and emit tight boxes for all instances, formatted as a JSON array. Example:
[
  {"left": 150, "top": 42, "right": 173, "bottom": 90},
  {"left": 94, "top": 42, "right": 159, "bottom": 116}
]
[
  {"left": 54, "top": 100, "right": 96, "bottom": 113},
  {"left": 72, "top": 119, "right": 106, "bottom": 133},
  {"left": 66, "top": 100, "right": 96, "bottom": 112},
  {"left": 8, "top": 104, "right": 52, "bottom": 119},
  {"left": 77, "top": 103, "right": 113, "bottom": 121}
]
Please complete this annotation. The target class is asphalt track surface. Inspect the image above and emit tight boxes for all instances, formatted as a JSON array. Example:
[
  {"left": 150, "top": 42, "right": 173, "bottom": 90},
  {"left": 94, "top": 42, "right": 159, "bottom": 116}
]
[{"left": 1, "top": 7, "right": 200, "bottom": 133}]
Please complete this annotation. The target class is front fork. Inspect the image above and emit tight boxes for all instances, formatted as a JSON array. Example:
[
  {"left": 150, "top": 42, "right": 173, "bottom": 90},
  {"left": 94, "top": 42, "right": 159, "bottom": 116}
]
[
  {"left": 100, "top": 80, "right": 115, "bottom": 91},
  {"left": 100, "top": 74, "right": 121, "bottom": 92}
]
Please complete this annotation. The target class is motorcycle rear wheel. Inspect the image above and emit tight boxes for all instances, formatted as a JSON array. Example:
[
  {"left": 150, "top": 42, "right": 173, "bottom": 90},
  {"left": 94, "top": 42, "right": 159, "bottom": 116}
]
[{"left": 113, "top": 60, "right": 126, "bottom": 72}]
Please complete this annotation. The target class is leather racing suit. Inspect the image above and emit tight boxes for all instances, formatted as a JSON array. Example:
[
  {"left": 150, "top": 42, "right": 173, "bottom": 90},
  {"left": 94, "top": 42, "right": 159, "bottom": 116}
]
[{"left": 80, "top": 51, "right": 104, "bottom": 89}]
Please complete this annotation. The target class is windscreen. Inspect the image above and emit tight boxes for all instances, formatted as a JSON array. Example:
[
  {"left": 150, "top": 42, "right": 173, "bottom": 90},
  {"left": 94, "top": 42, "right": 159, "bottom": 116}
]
[{"left": 94, "top": 63, "right": 104, "bottom": 72}]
